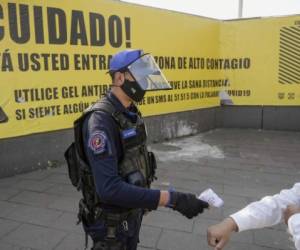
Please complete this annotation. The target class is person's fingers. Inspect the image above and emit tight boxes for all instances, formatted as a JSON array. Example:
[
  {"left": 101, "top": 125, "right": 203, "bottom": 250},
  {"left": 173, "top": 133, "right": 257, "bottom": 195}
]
[
  {"left": 209, "top": 237, "right": 218, "bottom": 247},
  {"left": 198, "top": 199, "right": 209, "bottom": 208},
  {"left": 207, "top": 230, "right": 218, "bottom": 247},
  {"left": 215, "top": 237, "right": 228, "bottom": 250},
  {"left": 186, "top": 214, "right": 194, "bottom": 219}
]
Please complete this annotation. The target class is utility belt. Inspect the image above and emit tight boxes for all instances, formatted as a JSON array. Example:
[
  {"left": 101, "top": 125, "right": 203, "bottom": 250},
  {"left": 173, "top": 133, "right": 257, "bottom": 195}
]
[
  {"left": 78, "top": 199, "right": 139, "bottom": 237},
  {"left": 78, "top": 199, "right": 141, "bottom": 249}
]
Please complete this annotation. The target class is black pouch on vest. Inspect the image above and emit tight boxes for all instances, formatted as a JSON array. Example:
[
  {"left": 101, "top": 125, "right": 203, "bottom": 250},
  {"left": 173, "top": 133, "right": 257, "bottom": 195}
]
[{"left": 64, "top": 142, "right": 80, "bottom": 187}]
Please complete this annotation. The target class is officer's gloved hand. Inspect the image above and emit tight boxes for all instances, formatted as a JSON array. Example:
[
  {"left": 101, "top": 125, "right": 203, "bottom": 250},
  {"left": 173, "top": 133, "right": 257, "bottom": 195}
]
[{"left": 167, "top": 191, "right": 209, "bottom": 219}]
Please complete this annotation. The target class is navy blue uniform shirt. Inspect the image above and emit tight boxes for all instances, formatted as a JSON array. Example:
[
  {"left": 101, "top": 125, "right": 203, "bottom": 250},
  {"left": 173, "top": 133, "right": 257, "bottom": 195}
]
[{"left": 82, "top": 92, "right": 160, "bottom": 211}]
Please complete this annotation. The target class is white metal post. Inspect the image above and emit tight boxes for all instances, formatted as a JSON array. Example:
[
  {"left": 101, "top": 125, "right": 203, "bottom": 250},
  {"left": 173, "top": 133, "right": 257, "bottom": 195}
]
[{"left": 238, "top": 0, "right": 244, "bottom": 18}]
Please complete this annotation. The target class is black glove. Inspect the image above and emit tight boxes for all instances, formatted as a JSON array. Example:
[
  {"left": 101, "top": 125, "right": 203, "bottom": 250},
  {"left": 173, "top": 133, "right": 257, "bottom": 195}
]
[{"left": 167, "top": 191, "right": 209, "bottom": 219}]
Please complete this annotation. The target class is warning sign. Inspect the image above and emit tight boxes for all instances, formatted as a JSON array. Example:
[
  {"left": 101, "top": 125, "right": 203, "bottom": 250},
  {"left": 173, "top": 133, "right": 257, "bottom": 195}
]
[
  {"left": 0, "top": 1, "right": 299, "bottom": 139},
  {"left": 0, "top": 1, "right": 222, "bottom": 139}
]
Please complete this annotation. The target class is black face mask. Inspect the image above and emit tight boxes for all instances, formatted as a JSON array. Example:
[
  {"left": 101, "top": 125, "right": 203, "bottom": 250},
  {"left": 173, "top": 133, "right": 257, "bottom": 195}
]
[{"left": 121, "top": 79, "right": 146, "bottom": 102}]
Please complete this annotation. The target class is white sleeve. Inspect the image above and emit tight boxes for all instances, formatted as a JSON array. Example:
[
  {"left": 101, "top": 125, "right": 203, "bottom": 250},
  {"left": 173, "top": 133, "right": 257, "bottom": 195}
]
[
  {"left": 288, "top": 213, "right": 300, "bottom": 250},
  {"left": 230, "top": 183, "right": 300, "bottom": 232}
]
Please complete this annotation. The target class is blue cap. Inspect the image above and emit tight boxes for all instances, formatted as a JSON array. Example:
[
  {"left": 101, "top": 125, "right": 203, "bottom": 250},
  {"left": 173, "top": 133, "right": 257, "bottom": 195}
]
[{"left": 109, "top": 49, "right": 143, "bottom": 72}]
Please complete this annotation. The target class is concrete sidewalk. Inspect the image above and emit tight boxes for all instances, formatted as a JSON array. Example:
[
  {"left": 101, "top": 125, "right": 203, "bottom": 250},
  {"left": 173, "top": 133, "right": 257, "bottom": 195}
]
[{"left": 0, "top": 129, "right": 300, "bottom": 250}]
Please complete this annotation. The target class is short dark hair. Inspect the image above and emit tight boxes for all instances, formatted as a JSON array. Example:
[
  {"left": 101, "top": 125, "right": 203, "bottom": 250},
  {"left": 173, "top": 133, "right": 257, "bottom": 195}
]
[{"left": 109, "top": 71, "right": 116, "bottom": 81}]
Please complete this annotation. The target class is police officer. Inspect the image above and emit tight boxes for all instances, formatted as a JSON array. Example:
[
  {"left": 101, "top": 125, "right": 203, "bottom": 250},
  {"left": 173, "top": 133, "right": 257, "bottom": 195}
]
[{"left": 75, "top": 50, "right": 209, "bottom": 250}]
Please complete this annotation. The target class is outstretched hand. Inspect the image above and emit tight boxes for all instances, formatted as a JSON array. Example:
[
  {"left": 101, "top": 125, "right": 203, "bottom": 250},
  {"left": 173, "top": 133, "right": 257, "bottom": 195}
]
[
  {"left": 168, "top": 191, "right": 209, "bottom": 219},
  {"left": 207, "top": 218, "right": 238, "bottom": 250}
]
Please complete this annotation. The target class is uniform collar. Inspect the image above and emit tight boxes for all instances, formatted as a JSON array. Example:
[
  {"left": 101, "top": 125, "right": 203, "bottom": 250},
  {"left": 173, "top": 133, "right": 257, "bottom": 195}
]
[{"left": 107, "top": 91, "right": 127, "bottom": 113}]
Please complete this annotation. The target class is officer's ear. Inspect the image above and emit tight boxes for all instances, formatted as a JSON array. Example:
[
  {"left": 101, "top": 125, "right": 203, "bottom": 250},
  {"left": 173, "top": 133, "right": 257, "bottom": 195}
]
[{"left": 113, "top": 72, "right": 125, "bottom": 87}]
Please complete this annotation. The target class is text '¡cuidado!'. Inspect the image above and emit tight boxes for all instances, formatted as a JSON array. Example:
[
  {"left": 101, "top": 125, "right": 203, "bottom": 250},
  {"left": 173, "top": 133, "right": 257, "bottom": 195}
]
[{"left": 0, "top": 3, "right": 132, "bottom": 48}]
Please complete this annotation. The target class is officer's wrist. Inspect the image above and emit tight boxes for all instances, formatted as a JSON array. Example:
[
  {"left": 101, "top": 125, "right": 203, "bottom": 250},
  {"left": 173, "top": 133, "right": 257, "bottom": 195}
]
[
  {"left": 159, "top": 191, "right": 170, "bottom": 207},
  {"left": 165, "top": 189, "right": 177, "bottom": 208}
]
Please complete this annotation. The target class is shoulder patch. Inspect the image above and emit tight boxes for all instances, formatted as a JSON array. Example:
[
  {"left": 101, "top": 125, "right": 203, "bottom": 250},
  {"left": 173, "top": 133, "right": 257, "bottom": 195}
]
[{"left": 88, "top": 131, "right": 107, "bottom": 154}]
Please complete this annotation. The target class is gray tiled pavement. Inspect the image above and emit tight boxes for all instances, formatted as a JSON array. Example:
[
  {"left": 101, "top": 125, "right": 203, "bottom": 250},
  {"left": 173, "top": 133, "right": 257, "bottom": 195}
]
[{"left": 0, "top": 128, "right": 300, "bottom": 250}]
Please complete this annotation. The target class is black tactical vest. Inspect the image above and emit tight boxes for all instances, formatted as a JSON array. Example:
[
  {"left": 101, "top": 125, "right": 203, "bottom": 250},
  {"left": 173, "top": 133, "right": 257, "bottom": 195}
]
[{"left": 65, "top": 96, "right": 157, "bottom": 215}]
